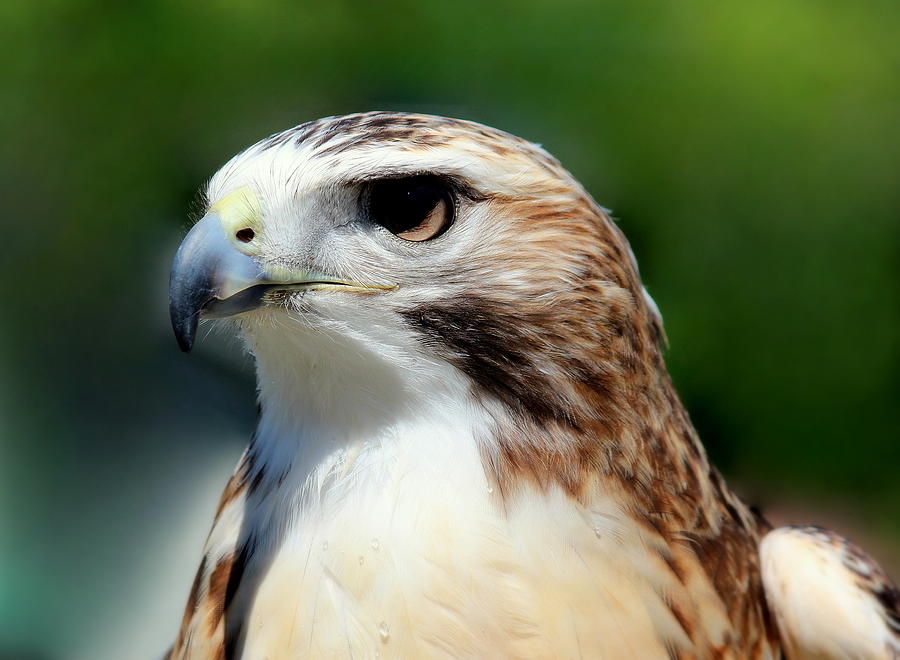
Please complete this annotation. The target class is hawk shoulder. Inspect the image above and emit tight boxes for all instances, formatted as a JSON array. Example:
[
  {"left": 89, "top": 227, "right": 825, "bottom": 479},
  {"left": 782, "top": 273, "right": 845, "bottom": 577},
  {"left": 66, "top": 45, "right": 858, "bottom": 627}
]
[{"left": 761, "top": 525, "right": 900, "bottom": 659}]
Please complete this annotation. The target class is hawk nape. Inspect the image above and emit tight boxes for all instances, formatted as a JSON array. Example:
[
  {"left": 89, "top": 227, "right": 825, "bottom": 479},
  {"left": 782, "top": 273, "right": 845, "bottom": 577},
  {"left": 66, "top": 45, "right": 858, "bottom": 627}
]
[{"left": 167, "top": 113, "right": 899, "bottom": 659}]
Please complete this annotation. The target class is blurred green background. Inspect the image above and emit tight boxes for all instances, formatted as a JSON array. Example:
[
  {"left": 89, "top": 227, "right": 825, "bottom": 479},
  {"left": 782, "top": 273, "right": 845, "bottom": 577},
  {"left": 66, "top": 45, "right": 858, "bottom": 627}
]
[{"left": 1, "top": 0, "right": 898, "bottom": 657}]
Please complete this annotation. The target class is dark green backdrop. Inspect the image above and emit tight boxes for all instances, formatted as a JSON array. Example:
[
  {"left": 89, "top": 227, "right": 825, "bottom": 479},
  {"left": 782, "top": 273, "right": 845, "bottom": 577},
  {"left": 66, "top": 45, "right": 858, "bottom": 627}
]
[{"left": 2, "top": 1, "right": 898, "bottom": 657}]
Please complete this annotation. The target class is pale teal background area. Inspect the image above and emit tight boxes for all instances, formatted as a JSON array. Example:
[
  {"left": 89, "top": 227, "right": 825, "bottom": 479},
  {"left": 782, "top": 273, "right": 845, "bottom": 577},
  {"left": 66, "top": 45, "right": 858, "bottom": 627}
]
[{"left": 1, "top": 1, "right": 898, "bottom": 657}]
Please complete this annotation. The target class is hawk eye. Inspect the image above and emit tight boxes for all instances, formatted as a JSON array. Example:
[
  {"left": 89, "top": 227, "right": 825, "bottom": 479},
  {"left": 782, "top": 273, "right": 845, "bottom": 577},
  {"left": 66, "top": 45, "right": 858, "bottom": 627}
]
[{"left": 366, "top": 175, "right": 454, "bottom": 242}]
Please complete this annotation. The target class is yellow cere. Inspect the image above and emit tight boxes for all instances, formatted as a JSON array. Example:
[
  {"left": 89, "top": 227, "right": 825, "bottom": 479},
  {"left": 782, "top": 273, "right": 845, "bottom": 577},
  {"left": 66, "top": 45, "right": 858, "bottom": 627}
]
[{"left": 211, "top": 187, "right": 263, "bottom": 254}]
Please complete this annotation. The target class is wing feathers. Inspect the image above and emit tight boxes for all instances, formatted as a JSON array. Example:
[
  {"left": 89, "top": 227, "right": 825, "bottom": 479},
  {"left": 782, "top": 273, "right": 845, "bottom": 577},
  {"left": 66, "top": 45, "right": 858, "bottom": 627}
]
[{"left": 761, "top": 525, "right": 900, "bottom": 660}]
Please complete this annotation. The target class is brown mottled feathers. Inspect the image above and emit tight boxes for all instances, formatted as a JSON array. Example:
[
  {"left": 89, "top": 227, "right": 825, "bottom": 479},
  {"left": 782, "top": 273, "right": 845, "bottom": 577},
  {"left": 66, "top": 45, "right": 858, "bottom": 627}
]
[{"left": 169, "top": 458, "right": 251, "bottom": 660}]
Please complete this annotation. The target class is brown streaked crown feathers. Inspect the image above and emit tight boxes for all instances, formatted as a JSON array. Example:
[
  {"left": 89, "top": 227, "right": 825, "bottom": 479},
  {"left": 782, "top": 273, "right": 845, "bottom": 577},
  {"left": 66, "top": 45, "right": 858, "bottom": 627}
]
[{"left": 166, "top": 112, "right": 897, "bottom": 660}]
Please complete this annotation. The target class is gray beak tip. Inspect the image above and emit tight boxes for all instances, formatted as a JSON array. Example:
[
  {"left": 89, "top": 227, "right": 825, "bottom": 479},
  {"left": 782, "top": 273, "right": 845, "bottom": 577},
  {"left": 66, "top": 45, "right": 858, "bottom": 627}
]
[
  {"left": 171, "top": 307, "right": 197, "bottom": 353},
  {"left": 169, "top": 269, "right": 204, "bottom": 353}
]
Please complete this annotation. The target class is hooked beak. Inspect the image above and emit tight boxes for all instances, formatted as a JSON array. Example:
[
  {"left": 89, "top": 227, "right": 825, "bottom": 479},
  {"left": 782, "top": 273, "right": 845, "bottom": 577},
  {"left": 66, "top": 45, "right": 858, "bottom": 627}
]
[
  {"left": 169, "top": 212, "right": 394, "bottom": 353},
  {"left": 169, "top": 213, "right": 270, "bottom": 352}
]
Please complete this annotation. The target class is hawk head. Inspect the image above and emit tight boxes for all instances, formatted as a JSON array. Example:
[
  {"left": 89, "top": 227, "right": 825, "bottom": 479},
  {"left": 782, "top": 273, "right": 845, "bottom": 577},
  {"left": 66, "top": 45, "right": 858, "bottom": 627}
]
[{"left": 170, "top": 113, "right": 666, "bottom": 473}]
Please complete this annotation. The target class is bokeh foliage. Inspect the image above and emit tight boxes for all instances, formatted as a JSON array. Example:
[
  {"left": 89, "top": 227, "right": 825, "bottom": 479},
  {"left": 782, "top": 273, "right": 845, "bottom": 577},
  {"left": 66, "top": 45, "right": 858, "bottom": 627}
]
[{"left": 1, "top": 1, "right": 898, "bottom": 657}]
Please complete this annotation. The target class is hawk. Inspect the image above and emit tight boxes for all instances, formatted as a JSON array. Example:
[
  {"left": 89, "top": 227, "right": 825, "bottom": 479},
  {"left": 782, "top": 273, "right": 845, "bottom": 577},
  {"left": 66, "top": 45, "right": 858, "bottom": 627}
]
[{"left": 167, "top": 112, "right": 898, "bottom": 659}]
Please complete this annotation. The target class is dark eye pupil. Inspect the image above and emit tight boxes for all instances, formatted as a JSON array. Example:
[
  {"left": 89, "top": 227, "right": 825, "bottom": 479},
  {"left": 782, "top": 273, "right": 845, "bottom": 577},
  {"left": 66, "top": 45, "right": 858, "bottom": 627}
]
[{"left": 368, "top": 175, "right": 450, "bottom": 235}]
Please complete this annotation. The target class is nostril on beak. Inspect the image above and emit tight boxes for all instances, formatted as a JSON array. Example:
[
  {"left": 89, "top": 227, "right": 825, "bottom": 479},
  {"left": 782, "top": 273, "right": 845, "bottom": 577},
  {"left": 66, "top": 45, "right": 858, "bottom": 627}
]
[{"left": 235, "top": 228, "right": 255, "bottom": 243}]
